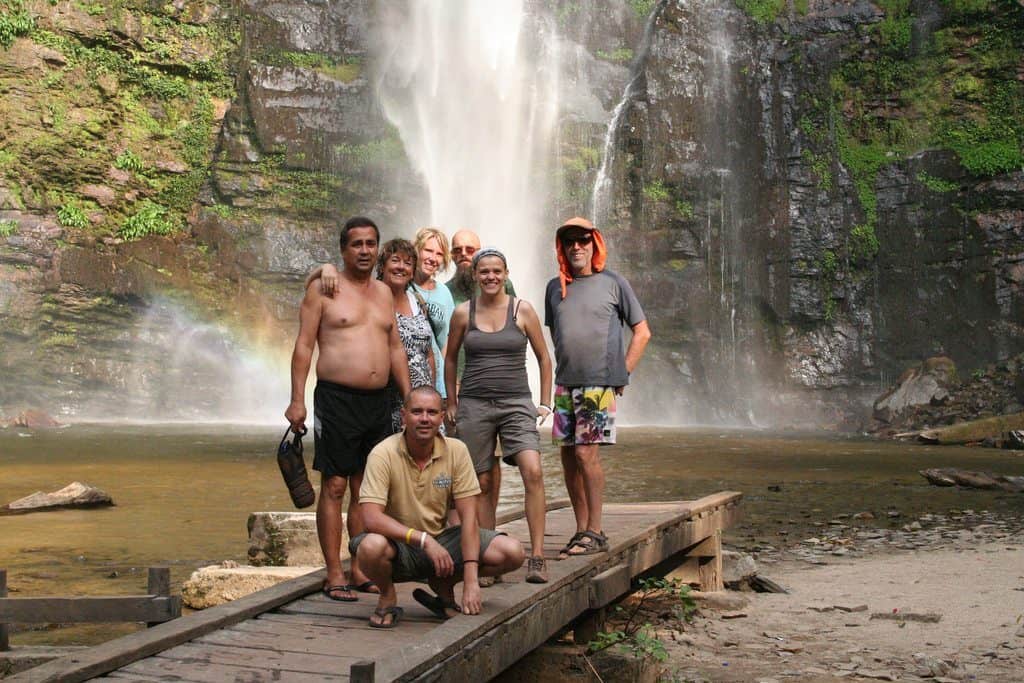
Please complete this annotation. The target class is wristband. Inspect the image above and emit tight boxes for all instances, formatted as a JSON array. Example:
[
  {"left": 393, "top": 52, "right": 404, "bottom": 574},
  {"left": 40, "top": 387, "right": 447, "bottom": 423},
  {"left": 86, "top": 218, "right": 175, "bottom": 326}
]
[
  {"left": 539, "top": 404, "right": 552, "bottom": 412},
  {"left": 405, "top": 527, "right": 415, "bottom": 544},
  {"left": 419, "top": 531, "right": 428, "bottom": 549},
  {"left": 463, "top": 559, "right": 479, "bottom": 564}
]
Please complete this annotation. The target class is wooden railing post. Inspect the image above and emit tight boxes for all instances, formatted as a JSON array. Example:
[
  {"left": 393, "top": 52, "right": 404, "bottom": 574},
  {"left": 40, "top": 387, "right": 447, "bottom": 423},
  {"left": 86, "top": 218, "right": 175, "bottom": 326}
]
[
  {"left": 1, "top": 569, "right": 9, "bottom": 651},
  {"left": 351, "top": 660, "right": 375, "bottom": 683},
  {"left": 147, "top": 567, "right": 170, "bottom": 628}
]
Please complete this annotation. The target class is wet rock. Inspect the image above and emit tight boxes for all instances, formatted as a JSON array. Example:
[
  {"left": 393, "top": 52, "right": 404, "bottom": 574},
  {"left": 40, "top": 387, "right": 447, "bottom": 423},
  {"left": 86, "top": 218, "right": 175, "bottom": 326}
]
[
  {"left": 722, "top": 549, "right": 758, "bottom": 586},
  {"left": 873, "top": 357, "right": 957, "bottom": 423},
  {"left": 920, "top": 468, "right": 1024, "bottom": 493},
  {"left": 3, "top": 482, "right": 113, "bottom": 514},
  {"left": 691, "top": 591, "right": 750, "bottom": 611},
  {"left": 181, "top": 563, "right": 316, "bottom": 609},
  {"left": 7, "top": 409, "right": 61, "bottom": 428},
  {"left": 247, "top": 511, "right": 345, "bottom": 566}
]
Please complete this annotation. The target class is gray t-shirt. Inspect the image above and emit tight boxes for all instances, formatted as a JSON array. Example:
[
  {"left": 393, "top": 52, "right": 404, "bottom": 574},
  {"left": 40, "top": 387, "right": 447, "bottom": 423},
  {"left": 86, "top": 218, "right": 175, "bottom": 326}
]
[{"left": 544, "top": 269, "right": 646, "bottom": 388}]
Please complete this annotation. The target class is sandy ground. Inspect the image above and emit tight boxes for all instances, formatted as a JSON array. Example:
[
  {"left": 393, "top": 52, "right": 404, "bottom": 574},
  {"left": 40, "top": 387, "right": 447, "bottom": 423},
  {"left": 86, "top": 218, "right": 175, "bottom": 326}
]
[{"left": 657, "top": 541, "right": 1024, "bottom": 682}]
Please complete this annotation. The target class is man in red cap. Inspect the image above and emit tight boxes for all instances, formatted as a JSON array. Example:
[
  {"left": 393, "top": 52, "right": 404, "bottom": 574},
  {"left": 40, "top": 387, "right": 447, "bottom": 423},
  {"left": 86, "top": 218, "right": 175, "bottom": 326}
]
[{"left": 544, "top": 217, "right": 652, "bottom": 558}]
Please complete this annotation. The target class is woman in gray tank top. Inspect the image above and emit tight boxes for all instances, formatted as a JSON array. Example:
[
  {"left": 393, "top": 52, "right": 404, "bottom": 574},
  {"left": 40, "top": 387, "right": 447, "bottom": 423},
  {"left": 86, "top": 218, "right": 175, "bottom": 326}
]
[{"left": 444, "top": 249, "right": 553, "bottom": 584}]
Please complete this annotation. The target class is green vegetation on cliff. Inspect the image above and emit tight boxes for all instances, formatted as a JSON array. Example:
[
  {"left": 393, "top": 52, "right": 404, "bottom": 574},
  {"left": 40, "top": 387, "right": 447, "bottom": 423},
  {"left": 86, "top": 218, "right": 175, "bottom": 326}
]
[
  {"left": 0, "top": 0, "right": 240, "bottom": 240},
  {"left": 794, "top": 0, "right": 1021, "bottom": 294}
]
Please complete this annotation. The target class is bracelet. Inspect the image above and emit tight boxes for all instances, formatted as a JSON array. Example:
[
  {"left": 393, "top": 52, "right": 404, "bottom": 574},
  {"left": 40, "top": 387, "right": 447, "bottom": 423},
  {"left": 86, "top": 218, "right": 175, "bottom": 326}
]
[
  {"left": 539, "top": 403, "right": 552, "bottom": 412},
  {"left": 419, "top": 531, "right": 428, "bottom": 549},
  {"left": 463, "top": 559, "right": 479, "bottom": 564},
  {"left": 405, "top": 527, "right": 415, "bottom": 544}
]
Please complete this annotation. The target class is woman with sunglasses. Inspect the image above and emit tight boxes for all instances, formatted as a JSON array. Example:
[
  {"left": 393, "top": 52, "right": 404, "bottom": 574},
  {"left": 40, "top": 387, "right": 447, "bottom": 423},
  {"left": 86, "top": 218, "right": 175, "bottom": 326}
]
[{"left": 444, "top": 248, "right": 553, "bottom": 584}]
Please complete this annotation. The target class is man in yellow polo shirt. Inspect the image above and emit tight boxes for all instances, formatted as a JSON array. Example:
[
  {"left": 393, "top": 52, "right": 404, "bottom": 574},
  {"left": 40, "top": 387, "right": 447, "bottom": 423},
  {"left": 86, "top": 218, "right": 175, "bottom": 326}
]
[{"left": 351, "top": 385, "right": 526, "bottom": 628}]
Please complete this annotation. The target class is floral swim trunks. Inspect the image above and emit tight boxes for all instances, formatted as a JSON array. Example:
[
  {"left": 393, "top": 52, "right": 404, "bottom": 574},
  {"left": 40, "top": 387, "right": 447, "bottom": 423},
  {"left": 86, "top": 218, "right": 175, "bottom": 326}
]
[{"left": 552, "top": 385, "right": 617, "bottom": 446}]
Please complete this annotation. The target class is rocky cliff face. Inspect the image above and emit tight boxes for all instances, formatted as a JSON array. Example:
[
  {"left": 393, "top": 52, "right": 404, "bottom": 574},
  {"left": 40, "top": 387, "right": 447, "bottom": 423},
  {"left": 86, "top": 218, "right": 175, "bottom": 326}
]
[
  {"left": 1, "top": 0, "right": 1021, "bottom": 426},
  {"left": 578, "top": 0, "right": 1024, "bottom": 426}
]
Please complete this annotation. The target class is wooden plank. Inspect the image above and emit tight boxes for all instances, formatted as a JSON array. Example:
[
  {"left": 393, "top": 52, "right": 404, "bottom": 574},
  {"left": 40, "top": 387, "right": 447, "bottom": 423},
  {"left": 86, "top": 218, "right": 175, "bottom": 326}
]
[
  {"left": 1, "top": 568, "right": 8, "bottom": 651},
  {"left": 158, "top": 641, "right": 356, "bottom": 674},
  {"left": 589, "top": 564, "right": 631, "bottom": 609},
  {"left": 7, "top": 569, "right": 326, "bottom": 683},
  {"left": 0, "top": 597, "right": 179, "bottom": 624},
  {"left": 148, "top": 566, "right": 178, "bottom": 627},
  {"left": 350, "top": 661, "right": 374, "bottom": 683},
  {"left": 392, "top": 494, "right": 742, "bottom": 681},
  {"left": 117, "top": 653, "right": 346, "bottom": 682},
  {"left": 697, "top": 530, "right": 723, "bottom": 592},
  {"left": 14, "top": 494, "right": 741, "bottom": 683}
]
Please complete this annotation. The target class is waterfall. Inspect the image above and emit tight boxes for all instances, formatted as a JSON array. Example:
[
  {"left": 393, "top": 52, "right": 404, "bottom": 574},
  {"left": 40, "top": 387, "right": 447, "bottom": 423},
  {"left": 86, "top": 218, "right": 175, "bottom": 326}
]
[
  {"left": 589, "top": 2, "right": 663, "bottom": 227},
  {"left": 371, "top": 1, "right": 561, "bottom": 300}
]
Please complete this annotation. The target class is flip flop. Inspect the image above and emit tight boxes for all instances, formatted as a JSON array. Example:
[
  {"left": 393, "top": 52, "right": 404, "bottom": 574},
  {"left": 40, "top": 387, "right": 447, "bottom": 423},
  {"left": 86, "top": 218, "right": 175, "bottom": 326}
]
[
  {"left": 561, "top": 530, "right": 608, "bottom": 557},
  {"left": 412, "top": 588, "right": 462, "bottom": 620},
  {"left": 354, "top": 580, "right": 379, "bottom": 594},
  {"left": 369, "top": 605, "right": 403, "bottom": 629},
  {"left": 322, "top": 584, "right": 358, "bottom": 602}
]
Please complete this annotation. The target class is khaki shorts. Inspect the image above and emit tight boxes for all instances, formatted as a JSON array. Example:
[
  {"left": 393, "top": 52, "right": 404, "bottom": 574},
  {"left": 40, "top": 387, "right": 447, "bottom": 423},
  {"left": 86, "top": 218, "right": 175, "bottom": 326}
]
[
  {"left": 455, "top": 395, "right": 541, "bottom": 472},
  {"left": 349, "top": 526, "right": 504, "bottom": 583}
]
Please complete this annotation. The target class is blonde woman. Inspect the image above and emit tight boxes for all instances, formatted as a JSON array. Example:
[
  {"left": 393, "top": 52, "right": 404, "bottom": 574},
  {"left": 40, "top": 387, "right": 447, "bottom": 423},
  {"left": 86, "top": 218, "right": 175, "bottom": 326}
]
[{"left": 410, "top": 227, "right": 455, "bottom": 398}]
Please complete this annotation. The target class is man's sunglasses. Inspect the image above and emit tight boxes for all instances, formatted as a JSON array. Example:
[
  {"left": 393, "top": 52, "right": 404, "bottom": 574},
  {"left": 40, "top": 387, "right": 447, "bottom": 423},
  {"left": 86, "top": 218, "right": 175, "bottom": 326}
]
[
  {"left": 451, "top": 246, "right": 478, "bottom": 255},
  {"left": 560, "top": 234, "right": 593, "bottom": 248}
]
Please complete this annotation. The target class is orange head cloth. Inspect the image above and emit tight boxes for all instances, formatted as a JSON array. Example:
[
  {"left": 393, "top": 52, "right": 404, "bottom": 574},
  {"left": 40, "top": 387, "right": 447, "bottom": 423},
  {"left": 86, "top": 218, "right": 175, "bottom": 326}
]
[{"left": 556, "top": 217, "right": 607, "bottom": 299}]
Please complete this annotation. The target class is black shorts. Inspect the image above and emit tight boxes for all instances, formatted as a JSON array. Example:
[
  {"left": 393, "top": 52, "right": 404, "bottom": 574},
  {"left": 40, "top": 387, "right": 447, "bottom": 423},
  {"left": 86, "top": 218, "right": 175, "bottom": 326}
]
[{"left": 313, "top": 380, "right": 393, "bottom": 478}]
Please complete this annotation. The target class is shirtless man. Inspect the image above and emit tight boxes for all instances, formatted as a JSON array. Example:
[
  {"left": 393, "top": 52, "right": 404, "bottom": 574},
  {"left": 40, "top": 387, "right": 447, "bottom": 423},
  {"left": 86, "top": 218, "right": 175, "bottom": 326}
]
[{"left": 286, "top": 216, "right": 412, "bottom": 602}]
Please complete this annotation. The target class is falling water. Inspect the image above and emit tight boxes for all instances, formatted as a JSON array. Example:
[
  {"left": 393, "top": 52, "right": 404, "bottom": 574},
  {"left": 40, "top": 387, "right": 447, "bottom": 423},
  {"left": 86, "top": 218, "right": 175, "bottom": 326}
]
[
  {"left": 589, "top": 5, "right": 663, "bottom": 227},
  {"left": 371, "top": 1, "right": 560, "bottom": 299}
]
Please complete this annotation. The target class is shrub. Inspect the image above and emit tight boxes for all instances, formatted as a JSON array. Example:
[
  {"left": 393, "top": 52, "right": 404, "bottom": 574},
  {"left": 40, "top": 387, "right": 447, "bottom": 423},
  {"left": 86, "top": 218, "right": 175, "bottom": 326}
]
[
  {"left": 850, "top": 224, "right": 880, "bottom": 262},
  {"left": 57, "top": 203, "right": 89, "bottom": 228},
  {"left": 0, "top": 0, "right": 34, "bottom": 50},
  {"left": 0, "top": 219, "right": 17, "bottom": 237},
  {"left": 119, "top": 201, "right": 177, "bottom": 240},
  {"left": 642, "top": 180, "right": 671, "bottom": 202},
  {"left": 114, "top": 150, "right": 144, "bottom": 173}
]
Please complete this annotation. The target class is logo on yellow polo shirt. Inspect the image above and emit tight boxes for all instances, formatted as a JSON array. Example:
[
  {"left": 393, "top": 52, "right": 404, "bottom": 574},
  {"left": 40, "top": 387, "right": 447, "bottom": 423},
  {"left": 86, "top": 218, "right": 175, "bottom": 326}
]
[{"left": 432, "top": 473, "right": 452, "bottom": 490}]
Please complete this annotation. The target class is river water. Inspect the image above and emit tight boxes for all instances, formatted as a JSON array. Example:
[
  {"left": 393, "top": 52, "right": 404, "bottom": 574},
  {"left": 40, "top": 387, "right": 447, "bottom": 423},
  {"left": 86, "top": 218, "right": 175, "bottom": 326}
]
[{"left": 2, "top": 424, "right": 1023, "bottom": 645}]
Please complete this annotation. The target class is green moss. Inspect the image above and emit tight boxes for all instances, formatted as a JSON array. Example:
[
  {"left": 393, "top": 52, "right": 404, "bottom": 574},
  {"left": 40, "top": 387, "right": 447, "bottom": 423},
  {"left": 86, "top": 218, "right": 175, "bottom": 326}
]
[
  {"left": 119, "top": 200, "right": 177, "bottom": 240},
  {"left": 675, "top": 200, "right": 694, "bottom": 220},
  {"left": 849, "top": 224, "right": 879, "bottom": 262},
  {"left": 596, "top": 48, "right": 634, "bottom": 63},
  {"left": 114, "top": 149, "right": 144, "bottom": 172},
  {"left": 642, "top": 179, "right": 671, "bottom": 202},
  {"left": 0, "top": 0, "right": 34, "bottom": 49},
  {"left": 802, "top": 148, "right": 833, "bottom": 191},
  {"left": 57, "top": 203, "right": 89, "bottom": 228},
  {"left": 628, "top": 0, "right": 656, "bottom": 17},
  {"left": 0, "top": 219, "right": 17, "bottom": 237},
  {"left": 735, "top": 0, "right": 785, "bottom": 24},
  {"left": 916, "top": 172, "right": 959, "bottom": 193},
  {"left": 794, "top": 0, "right": 809, "bottom": 15},
  {"left": 261, "top": 50, "right": 363, "bottom": 83},
  {"left": 41, "top": 332, "right": 77, "bottom": 348}
]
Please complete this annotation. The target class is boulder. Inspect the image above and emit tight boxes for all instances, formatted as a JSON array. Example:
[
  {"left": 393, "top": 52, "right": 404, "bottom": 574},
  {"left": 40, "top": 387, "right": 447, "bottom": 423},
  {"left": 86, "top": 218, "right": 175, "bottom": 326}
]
[
  {"left": 919, "top": 468, "right": 1024, "bottom": 493},
  {"left": 181, "top": 562, "right": 317, "bottom": 609},
  {"left": 873, "top": 356, "right": 958, "bottom": 422},
  {"left": 722, "top": 549, "right": 758, "bottom": 587},
  {"left": 248, "top": 511, "right": 347, "bottom": 566},
  {"left": 8, "top": 409, "right": 61, "bottom": 429},
  {"left": 3, "top": 482, "right": 113, "bottom": 514}
]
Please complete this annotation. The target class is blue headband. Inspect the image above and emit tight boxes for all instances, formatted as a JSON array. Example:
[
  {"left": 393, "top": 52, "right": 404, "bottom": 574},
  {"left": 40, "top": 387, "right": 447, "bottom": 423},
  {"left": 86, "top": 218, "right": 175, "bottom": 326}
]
[{"left": 471, "top": 247, "right": 507, "bottom": 269}]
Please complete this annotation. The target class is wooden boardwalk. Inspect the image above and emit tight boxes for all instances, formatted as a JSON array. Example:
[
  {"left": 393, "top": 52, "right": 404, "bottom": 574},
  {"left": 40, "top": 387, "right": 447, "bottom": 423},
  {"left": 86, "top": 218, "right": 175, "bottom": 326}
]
[{"left": 15, "top": 492, "right": 741, "bottom": 683}]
